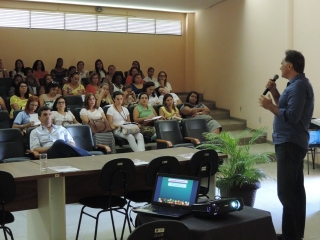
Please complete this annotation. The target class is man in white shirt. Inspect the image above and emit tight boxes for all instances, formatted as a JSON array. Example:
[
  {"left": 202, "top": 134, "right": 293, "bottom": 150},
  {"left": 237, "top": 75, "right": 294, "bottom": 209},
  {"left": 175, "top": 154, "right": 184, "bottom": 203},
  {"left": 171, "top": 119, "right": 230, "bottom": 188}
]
[
  {"left": 143, "top": 67, "right": 157, "bottom": 83},
  {"left": 30, "top": 106, "right": 91, "bottom": 159}
]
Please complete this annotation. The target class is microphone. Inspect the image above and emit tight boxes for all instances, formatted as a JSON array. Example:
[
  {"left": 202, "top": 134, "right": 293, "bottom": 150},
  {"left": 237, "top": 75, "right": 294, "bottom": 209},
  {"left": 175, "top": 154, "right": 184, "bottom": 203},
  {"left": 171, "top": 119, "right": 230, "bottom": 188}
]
[{"left": 263, "top": 74, "right": 279, "bottom": 95}]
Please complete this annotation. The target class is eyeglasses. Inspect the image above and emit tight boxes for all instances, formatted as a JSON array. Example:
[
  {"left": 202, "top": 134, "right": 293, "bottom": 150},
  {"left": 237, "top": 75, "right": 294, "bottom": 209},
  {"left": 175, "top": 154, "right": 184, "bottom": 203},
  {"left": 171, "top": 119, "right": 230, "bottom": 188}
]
[
  {"left": 57, "top": 102, "right": 65, "bottom": 104},
  {"left": 20, "top": 85, "right": 28, "bottom": 88}
]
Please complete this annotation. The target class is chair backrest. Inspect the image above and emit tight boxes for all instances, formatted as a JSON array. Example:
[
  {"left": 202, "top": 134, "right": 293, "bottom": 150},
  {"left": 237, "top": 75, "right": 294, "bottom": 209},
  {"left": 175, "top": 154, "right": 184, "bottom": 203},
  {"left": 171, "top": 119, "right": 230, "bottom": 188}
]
[
  {"left": 189, "top": 149, "right": 219, "bottom": 178},
  {"left": 0, "top": 171, "right": 16, "bottom": 205},
  {"left": 0, "top": 128, "right": 25, "bottom": 160},
  {"left": 145, "top": 156, "right": 180, "bottom": 187},
  {"left": 65, "top": 95, "right": 83, "bottom": 112},
  {"left": 13, "top": 110, "right": 23, "bottom": 122},
  {"left": 0, "top": 86, "right": 7, "bottom": 98},
  {"left": 0, "top": 78, "right": 12, "bottom": 88},
  {"left": 81, "top": 78, "right": 89, "bottom": 87},
  {"left": 73, "top": 107, "right": 82, "bottom": 123},
  {"left": 102, "top": 105, "right": 111, "bottom": 116},
  {"left": 5, "top": 97, "right": 11, "bottom": 114},
  {"left": 153, "top": 104, "right": 163, "bottom": 115},
  {"left": 181, "top": 118, "right": 208, "bottom": 142},
  {"left": 128, "top": 105, "right": 135, "bottom": 122},
  {"left": 0, "top": 111, "right": 11, "bottom": 129},
  {"left": 64, "top": 125, "right": 94, "bottom": 151},
  {"left": 100, "top": 158, "right": 135, "bottom": 193},
  {"left": 26, "top": 126, "right": 37, "bottom": 149},
  {"left": 127, "top": 220, "right": 192, "bottom": 240},
  {"left": 155, "top": 120, "right": 184, "bottom": 146}
]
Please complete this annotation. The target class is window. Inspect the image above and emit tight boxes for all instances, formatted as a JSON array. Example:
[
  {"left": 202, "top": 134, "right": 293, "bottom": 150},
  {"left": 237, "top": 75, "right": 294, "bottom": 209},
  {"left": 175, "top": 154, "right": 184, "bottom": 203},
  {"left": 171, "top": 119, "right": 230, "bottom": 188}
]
[
  {"left": 128, "top": 18, "right": 155, "bottom": 34},
  {"left": 31, "top": 11, "right": 64, "bottom": 30},
  {"left": 0, "top": 8, "right": 182, "bottom": 36}
]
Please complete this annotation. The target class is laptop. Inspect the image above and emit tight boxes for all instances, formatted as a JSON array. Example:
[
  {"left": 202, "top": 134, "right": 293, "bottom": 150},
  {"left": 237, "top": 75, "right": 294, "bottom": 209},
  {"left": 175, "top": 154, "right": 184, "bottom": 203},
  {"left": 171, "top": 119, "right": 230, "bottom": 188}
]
[{"left": 132, "top": 173, "right": 200, "bottom": 218}]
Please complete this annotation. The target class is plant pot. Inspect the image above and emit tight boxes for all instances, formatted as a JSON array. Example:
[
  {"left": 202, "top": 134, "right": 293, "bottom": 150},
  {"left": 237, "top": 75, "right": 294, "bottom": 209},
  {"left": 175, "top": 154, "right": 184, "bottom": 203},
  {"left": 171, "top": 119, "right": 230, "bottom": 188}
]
[{"left": 218, "top": 181, "right": 261, "bottom": 207}]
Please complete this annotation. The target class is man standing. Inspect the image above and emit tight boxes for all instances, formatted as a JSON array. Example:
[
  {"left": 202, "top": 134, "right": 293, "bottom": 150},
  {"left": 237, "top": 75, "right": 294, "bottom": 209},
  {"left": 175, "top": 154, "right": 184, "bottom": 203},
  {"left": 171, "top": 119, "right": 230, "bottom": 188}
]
[
  {"left": 30, "top": 106, "right": 92, "bottom": 159},
  {"left": 259, "top": 50, "right": 314, "bottom": 240}
]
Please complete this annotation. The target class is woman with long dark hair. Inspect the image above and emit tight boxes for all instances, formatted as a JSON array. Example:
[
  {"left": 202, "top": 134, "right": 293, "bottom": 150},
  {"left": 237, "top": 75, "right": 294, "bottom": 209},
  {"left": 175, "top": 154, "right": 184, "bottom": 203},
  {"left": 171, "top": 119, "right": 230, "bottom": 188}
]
[
  {"left": 10, "top": 81, "right": 31, "bottom": 117},
  {"left": 50, "top": 58, "right": 67, "bottom": 85},
  {"left": 51, "top": 96, "right": 78, "bottom": 125},
  {"left": 155, "top": 71, "right": 172, "bottom": 93},
  {"left": 32, "top": 60, "right": 48, "bottom": 80},
  {"left": 39, "top": 81, "right": 61, "bottom": 108},
  {"left": 159, "top": 93, "right": 181, "bottom": 120},
  {"left": 180, "top": 91, "right": 221, "bottom": 134},
  {"left": 12, "top": 59, "right": 25, "bottom": 79}
]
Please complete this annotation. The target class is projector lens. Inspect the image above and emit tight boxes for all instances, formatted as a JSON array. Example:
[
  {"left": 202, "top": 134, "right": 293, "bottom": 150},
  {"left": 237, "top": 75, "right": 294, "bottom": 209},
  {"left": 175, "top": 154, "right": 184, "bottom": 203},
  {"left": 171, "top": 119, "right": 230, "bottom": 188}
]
[{"left": 230, "top": 200, "right": 240, "bottom": 209}]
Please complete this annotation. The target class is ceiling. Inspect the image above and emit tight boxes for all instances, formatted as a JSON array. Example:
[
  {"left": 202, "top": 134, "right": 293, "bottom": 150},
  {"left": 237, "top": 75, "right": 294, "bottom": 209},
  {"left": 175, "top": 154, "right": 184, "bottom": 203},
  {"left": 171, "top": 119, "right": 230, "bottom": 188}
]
[{"left": 19, "top": 0, "right": 224, "bottom": 13}]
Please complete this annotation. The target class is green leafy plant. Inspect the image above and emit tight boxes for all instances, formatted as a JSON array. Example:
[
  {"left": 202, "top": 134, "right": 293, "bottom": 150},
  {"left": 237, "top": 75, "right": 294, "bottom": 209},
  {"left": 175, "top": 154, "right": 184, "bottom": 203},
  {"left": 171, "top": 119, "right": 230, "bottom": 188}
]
[{"left": 197, "top": 128, "right": 273, "bottom": 191}]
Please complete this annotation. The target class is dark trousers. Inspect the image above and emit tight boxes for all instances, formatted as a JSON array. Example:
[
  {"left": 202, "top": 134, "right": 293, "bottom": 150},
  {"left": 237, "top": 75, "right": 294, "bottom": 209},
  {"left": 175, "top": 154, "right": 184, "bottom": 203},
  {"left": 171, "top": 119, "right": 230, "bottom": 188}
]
[
  {"left": 47, "top": 140, "right": 91, "bottom": 159},
  {"left": 275, "top": 142, "right": 307, "bottom": 240}
]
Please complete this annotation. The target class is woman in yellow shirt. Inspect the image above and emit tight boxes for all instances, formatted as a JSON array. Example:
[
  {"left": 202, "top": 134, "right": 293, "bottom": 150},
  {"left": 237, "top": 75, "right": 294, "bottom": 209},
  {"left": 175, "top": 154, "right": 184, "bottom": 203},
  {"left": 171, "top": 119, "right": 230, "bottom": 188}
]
[
  {"left": 159, "top": 93, "right": 182, "bottom": 120},
  {"left": 10, "top": 81, "right": 32, "bottom": 117},
  {"left": 62, "top": 72, "right": 85, "bottom": 96}
]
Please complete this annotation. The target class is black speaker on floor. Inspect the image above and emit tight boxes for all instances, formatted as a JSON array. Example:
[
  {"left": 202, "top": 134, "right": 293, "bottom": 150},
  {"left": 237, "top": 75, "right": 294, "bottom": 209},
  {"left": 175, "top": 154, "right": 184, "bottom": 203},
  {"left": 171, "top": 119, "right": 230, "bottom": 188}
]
[{"left": 191, "top": 197, "right": 244, "bottom": 217}]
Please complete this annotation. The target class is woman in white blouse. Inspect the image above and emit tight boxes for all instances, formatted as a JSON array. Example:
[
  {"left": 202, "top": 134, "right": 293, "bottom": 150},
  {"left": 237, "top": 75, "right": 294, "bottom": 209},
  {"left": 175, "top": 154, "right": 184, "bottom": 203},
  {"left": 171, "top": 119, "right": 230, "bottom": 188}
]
[
  {"left": 80, "top": 93, "right": 116, "bottom": 153},
  {"left": 142, "top": 81, "right": 159, "bottom": 106},
  {"left": 107, "top": 91, "right": 145, "bottom": 152},
  {"left": 51, "top": 96, "right": 78, "bottom": 125}
]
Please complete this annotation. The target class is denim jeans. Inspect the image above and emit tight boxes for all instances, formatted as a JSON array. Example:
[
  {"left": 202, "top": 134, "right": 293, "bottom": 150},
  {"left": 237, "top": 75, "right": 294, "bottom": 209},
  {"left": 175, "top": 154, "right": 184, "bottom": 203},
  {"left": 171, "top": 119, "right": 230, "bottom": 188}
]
[{"left": 275, "top": 142, "right": 307, "bottom": 240}]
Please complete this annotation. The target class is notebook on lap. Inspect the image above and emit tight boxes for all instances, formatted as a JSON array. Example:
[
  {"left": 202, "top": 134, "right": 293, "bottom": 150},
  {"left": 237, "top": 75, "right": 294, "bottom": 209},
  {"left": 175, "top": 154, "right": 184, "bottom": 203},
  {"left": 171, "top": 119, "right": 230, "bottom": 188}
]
[{"left": 132, "top": 173, "right": 200, "bottom": 218}]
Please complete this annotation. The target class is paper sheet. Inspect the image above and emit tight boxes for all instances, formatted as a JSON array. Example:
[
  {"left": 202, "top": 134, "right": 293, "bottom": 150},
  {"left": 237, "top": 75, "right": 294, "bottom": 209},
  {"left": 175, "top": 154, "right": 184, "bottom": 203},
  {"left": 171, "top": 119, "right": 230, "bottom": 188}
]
[
  {"left": 30, "top": 113, "right": 41, "bottom": 125},
  {"left": 48, "top": 166, "right": 81, "bottom": 172}
]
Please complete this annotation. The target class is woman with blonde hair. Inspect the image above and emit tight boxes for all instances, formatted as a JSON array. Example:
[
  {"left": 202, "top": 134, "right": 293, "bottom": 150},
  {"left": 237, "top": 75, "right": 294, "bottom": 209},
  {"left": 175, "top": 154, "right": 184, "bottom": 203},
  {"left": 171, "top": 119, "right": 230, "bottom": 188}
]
[{"left": 96, "top": 83, "right": 113, "bottom": 107}]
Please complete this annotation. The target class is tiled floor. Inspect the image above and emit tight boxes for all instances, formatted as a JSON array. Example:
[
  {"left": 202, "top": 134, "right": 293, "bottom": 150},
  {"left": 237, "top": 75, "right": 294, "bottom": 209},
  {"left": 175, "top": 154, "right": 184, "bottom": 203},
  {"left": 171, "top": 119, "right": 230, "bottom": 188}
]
[{"left": 8, "top": 144, "right": 320, "bottom": 239}]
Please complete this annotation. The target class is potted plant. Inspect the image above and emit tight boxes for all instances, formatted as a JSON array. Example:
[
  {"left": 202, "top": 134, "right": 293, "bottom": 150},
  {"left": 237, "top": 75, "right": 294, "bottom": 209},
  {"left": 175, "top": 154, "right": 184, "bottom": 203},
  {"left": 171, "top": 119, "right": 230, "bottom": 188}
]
[{"left": 197, "top": 128, "right": 273, "bottom": 207}]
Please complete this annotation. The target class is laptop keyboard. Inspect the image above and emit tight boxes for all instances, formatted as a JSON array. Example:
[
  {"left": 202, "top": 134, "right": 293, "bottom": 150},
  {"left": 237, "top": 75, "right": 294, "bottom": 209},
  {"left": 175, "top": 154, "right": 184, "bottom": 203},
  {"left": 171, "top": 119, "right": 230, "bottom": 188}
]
[{"left": 143, "top": 205, "right": 190, "bottom": 215}]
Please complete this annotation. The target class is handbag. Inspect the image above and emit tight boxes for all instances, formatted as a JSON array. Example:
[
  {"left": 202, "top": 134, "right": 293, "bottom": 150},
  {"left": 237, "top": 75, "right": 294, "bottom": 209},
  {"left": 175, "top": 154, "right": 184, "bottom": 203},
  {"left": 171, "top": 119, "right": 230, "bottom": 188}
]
[
  {"left": 140, "top": 125, "right": 156, "bottom": 136},
  {"left": 120, "top": 123, "right": 140, "bottom": 135},
  {"left": 88, "top": 118, "right": 112, "bottom": 134}
]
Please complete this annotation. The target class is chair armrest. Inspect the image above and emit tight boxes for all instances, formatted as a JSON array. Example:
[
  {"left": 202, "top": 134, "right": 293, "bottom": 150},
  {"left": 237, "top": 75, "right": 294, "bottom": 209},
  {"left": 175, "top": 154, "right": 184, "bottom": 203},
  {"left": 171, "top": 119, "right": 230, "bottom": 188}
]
[
  {"left": 95, "top": 144, "right": 111, "bottom": 154},
  {"left": 26, "top": 150, "right": 40, "bottom": 159},
  {"left": 156, "top": 139, "right": 173, "bottom": 148},
  {"left": 184, "top": 137, "right": 200, "bottom": 145}
]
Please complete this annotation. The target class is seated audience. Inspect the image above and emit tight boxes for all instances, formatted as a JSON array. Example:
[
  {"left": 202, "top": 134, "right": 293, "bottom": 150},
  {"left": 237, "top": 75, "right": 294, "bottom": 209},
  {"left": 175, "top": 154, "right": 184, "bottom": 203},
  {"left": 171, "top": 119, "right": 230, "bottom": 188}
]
[
  {"left": 122, "top": 85, "right": 137, "bottom": 107},
  {"left": 93, "top": 59, "right": 107, "bottom": 83},
  {"left": 131, "top": 73, "right": 144, "bottom": 95},
  {"left": 155, "top": 71, "right": 172, "bottom": 93},
  {"left": 12, "top": 59, "right": 25, "bottom": 79},
  {"left": 80, "top": 93, "right": 115, "bottom": 153},
  {"left": 85, "top": 72, "right": 99, "bottom": 94},
  {"left": 112, "top": 72, "right": 124, "bottom": 92},
  {"left": 128, "top": 61, "right": 145, "bottom": 78},
  {"left": 103, "top": 65, "right": 116, "bottom": 94},
  {"left": 30, "top": 106, "right": 92, "bottom": 159},
  {"left": 12, "top": 96, "right": 39, "bottom": 133},
  {"left": 63, "top": 66, "right": 76, "bottom": 84},
  {"left": 96, "top": 83, "right": 113, "bottom": 107},
  {"left": 8, "top": 74, "right": 24, "bottom": 97},
  {"left": 107, "top": 91, "right": 145, "bottom": 152},
  {"left": 32, "top": 60, "right": 48, "bottom": 80},
  {"left": 39, "top": 81, "right": 61, "bottom": 108},
  {"left": 133, "top": 92, "right": 157, "bottom": 139},
  {"left": 142, "top": 82, "right": 159, "bottom": 106},
  {"left": 159, "top": 93, "right": 181, "bottom": 120},
  {"left": 0, "top": 96, "right": 7, "bottom": 111},
  {"left": 62, "top": 72, "right": 85, "bottom": 96},
  {"left": 10, "top": 81, "right": 32, "bottom": 117},
  {"left": 0, "top": 59, "right": 9, "bottom": 78},
  {"left": 50, "top": 58, "right": 67, "bottom": 85},
  {"left": 51, "top": 96, "right": 78, "bottom": 125},
  {"left": 125, "top": 67, "right": 139, "bottom": 85},
  {"left": 180, "top": 91, "right": 221, "bottom": 134},
  {"left": 143, "top": 67, "right": 157, "bottom": 84},
  {"left": 39, "top": 74, "right": 62, "bottom": 96},
  {"left": 24, "top": 67, "right": 40, "bottom": 95},
  {"left": 76, "top": 61, "right": 89, "bottom": 80},
  {"left": 156, "top": 86, "right": 182, "bottom": 105}
]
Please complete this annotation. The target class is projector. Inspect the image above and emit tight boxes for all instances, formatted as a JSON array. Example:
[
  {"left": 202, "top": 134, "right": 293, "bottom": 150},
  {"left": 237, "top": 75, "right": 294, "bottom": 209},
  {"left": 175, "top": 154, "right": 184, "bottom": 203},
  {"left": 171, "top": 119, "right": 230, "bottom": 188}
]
[{"left": 191, "top": 197, "right": 244, "bottom": 217}]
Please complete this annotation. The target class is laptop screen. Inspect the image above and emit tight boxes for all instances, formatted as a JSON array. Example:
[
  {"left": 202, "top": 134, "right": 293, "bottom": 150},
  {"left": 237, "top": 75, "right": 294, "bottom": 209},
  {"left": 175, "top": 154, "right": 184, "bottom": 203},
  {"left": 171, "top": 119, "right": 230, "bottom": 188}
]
[{"left": 152, "top": 174, "right": 200, "bottom": 207}]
